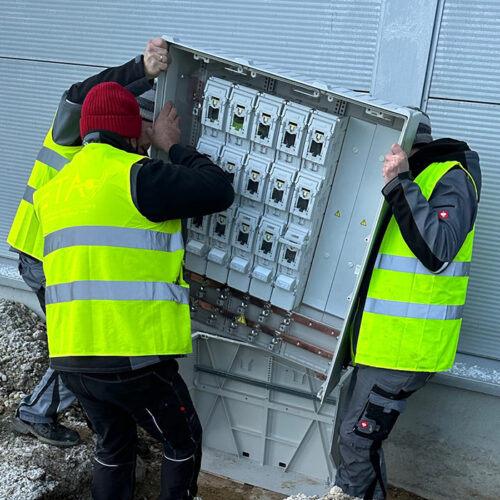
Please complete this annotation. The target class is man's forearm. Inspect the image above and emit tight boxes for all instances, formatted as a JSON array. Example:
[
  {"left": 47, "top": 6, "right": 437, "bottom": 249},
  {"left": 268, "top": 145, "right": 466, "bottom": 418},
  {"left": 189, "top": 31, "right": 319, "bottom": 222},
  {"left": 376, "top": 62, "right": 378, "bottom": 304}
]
[
  {"left": 383, "top": 169, "right": 477, "bottom": 271},
  {"left": 52, "top": 56, "right": 152, "bottom": 146},
  {"left": 132, "top": 145, "right": 235, "bottom": 222}
]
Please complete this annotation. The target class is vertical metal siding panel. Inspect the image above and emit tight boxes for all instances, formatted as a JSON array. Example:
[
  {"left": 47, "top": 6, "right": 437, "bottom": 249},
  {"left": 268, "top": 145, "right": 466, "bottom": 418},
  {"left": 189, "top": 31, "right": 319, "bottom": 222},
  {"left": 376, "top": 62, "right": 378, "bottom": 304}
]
[
  {"left": 0, "top": 60, "right": 104, "bottom": 258},
  {"left": 430, "top": 0, "right": 500, "bottom": 102},
  {"left": 425, "top": 0, "right": 500, "bottom": 359},
  {"left": 427, "top": 99, "right": 500, "bottom": 360},
  {"left": 0, "top": 0, "right": 381, "bottom": 89}
]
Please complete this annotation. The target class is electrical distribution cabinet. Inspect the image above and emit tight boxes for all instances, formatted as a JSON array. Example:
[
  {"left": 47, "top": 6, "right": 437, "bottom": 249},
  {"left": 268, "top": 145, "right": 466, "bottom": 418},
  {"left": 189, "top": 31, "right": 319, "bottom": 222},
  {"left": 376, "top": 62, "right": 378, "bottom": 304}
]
[{"left": 155, "top": 37, "right": 420, "bottom": 495}]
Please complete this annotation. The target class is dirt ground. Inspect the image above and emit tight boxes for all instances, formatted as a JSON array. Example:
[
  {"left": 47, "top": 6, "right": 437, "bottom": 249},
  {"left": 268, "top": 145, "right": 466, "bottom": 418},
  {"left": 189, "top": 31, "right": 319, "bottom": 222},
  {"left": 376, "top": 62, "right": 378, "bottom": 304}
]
[{"left": 197, "top": 471, "right": 426, "bottom": 500}]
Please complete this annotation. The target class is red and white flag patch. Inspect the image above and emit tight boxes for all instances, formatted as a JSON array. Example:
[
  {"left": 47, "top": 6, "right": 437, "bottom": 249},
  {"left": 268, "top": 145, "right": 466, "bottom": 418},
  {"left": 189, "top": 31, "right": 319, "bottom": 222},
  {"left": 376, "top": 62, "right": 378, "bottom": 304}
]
[{"left": 439, "top": 210, "right": 449, "bottom": 219}]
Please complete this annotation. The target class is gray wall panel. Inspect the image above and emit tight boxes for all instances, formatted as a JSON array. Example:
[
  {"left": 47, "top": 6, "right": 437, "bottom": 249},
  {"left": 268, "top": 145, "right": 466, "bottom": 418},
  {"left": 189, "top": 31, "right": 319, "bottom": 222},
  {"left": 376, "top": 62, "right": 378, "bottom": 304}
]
[
  {"left": 0, "top": 59, "right": 103, "bottom": 259},
  {"left": 430, "top": 0, "right": 500, "bottom": 103},
  {"left": 427, "top": 98, "right": 500, "bottom": 359},
  {"left": 0, "top": 0, "right": 381, "bottom": 90}
]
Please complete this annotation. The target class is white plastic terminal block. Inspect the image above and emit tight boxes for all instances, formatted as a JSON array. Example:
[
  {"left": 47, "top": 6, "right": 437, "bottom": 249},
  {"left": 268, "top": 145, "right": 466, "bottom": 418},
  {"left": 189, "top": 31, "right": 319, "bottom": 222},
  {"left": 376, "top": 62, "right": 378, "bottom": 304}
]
[
  {"left": 265, "top": 162, "right": 296, "bottom": 214},
  {"left": 219, "top": 145, "right": 247, "bottom": 194},
  {"left": 241, "top": 154, "right": 271, "bottom": 203},
  {"left": 209, "top": 209, "right": 234, "bottom": 244},
  {"left": 252, "top": 94, "right": 285, "bottom": 150},
  {"left": 186, "top": 239, "right": 208, "bottom": 257},
  {"left": 187, "top": 214, "right": 210, "bottom": 236},
  {"left": 302, "top": 110, "right": 341, "bottom": 165},
  {"left": 206, "top": 208, "right": 235, "bottom": 281},
  {"left": 207, "top": 247, "right": 230, "bottom": 265},
  {"left": 228, "top": 206, "right": 262, "bottom": 292},
  {"left": 251, "top": 265, "right": 273, "bottom": 283},
  {"left": 290, "top": 171, "right": 323, "bottom": 221},
  {"left": 254, "top": 215, "right": 285, "bottom": 262},
  {"left": 226, "top": 85, "right": 259, "bottom": 139},
  {"left": 196, "top": 135, "right": 224, "bottom": 163},
  {"left": 275, "top": 274, "right": 296, "bottom": 291},
  {"left": 200, "top": 77, "right": 233, "bottom": 131},
  {"left": 277, "top": 102, "right": 311, "bottom": 157},
  {"left": 229, "top": 256, "right": 251, "bottom": 273},
  {"left": 278, "top": 223, "right": 310, "bottom": 271},
  {"left": 231, "top": 207, "right": 261, "bottom": 252},
  {"left": 185, "top": 215, "right": 211, "bottom": 273}
]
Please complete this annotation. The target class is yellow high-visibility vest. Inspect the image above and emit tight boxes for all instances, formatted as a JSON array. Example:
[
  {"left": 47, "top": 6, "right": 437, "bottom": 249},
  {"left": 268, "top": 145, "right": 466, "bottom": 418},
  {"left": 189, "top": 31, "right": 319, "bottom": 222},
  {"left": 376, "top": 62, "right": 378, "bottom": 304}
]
[
  {"left": 8, "top": 127, "right": 82, "bottom": 260},
  {"left": 355, "top": 161, "right": 478, "bottom": 372},
  {"left": 34, "top": 142, "right": 192, "bottom": 358}
]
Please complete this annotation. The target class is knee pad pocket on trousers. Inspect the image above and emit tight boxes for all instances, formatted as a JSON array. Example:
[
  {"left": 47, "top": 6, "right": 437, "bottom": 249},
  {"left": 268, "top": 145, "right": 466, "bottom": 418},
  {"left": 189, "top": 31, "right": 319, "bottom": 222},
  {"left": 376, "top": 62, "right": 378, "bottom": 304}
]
[{"left": 354, "top": 385, "right": 406, "bottom": 441}]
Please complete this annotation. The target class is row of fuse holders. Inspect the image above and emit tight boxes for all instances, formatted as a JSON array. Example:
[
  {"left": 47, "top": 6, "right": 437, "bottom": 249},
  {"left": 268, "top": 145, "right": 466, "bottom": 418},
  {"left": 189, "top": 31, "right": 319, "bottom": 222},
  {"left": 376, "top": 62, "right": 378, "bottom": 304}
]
[{"left": 186, "top": 77, "right": 347, "bottom": 310}]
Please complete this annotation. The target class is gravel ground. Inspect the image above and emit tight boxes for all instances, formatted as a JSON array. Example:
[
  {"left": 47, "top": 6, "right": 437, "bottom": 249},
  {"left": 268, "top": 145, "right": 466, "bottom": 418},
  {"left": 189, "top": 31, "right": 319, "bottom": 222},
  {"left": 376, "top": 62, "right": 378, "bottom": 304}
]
[{"left": 0, "top": 298, "right": 426, "bottom": 499}]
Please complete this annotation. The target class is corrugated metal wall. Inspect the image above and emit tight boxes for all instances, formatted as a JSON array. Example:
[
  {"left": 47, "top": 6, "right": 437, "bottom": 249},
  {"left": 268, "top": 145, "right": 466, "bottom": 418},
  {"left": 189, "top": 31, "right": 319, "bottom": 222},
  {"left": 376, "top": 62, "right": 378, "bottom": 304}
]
[
  {"left": 427, "top": 0, "right": 500, "bottom": 359},
  {"left": 1, "top": 0, "right": 499, "bottom": 360},
  {"left": 0, "top": 0, "right": 382, "bottom": 259}
]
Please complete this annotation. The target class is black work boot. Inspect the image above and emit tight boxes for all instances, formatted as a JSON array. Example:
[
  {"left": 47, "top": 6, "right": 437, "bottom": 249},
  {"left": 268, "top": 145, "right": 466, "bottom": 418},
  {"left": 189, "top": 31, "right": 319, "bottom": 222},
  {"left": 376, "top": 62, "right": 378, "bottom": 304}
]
[{"left": 11, "top": 413, "right": 80, "bottom": 447}]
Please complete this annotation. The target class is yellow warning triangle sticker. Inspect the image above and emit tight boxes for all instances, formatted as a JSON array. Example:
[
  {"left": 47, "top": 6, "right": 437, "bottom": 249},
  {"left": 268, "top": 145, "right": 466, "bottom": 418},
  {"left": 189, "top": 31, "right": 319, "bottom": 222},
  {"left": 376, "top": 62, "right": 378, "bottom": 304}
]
[
  {"left": 237, "top": 314, "right": 247, "bottom": 325},
  {"left": 334, "top": 210, "right": 341, "bottom": 217},
  {"left": 360, "top": 220, "right": 367, "bottom": 226}
]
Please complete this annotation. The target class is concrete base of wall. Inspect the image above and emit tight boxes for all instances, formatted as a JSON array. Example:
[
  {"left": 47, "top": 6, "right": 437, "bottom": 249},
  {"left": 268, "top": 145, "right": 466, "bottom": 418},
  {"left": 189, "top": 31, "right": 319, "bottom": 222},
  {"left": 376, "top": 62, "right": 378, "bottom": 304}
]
[{"left": 385, "top": 382, "right": 500, "bottom": 500}]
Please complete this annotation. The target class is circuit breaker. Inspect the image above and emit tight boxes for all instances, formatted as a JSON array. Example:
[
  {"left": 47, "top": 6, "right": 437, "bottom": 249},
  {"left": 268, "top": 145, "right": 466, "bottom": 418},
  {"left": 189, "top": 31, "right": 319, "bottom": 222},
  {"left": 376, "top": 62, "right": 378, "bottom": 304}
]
[{"left": 156, "top": 39, "right": 421, "bottom": 402}]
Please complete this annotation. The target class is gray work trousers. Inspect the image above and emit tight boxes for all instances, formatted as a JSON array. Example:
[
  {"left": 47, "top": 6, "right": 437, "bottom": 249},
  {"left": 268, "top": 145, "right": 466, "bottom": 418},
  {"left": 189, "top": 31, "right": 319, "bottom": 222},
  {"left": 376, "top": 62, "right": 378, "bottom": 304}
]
[
  {"left": 334, "top": 365, "right": 431, "bottom": 500},
  {"left": 17, "top": 253, "right": 76, "bottom": 424}
]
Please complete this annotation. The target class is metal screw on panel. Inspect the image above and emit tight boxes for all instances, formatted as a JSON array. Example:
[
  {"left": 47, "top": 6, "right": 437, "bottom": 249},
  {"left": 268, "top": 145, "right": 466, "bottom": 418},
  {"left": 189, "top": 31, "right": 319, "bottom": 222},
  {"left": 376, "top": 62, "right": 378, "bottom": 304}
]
[
  {"left": 190, "top": 301, "right": 199, "bottom": 313},
  {"left": 248, "top": 325, "right": 261, "bottom": 342},
  {"left": 237, "top": 299, "right": 248, "bottom": 314},
  {"left": 268, "top": 335, "right": 281, "bottom": 351}
]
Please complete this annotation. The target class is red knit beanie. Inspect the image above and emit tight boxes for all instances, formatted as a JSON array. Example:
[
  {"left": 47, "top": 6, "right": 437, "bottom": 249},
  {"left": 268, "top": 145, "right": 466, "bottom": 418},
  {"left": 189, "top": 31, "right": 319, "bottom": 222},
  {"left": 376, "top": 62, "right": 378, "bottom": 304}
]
[{"left": 80, "top": 82, "right": 142, "bottom": 139}]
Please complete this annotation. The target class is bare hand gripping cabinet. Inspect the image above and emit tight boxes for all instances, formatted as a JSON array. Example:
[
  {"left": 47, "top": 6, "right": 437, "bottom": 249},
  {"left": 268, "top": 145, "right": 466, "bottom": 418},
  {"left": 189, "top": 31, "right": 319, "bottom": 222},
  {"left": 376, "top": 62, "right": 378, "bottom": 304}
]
[{"left": 155, "top": 37, "right": 421, "bottom": 493}]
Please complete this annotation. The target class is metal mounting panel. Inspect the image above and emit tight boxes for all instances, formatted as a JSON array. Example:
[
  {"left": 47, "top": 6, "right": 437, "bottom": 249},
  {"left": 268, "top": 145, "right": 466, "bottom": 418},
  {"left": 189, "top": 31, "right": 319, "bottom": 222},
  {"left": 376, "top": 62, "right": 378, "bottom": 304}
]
[{"left": 156, "top": 36, "right": 421, "bottom": 402}]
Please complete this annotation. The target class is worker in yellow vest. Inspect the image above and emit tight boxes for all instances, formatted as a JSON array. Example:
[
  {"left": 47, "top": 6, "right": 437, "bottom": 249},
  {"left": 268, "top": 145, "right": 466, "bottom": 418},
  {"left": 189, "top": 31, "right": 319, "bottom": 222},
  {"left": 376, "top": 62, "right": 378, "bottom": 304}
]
[
  {"left": 331, "top": 112, "right": 481, "bottom": 500},
  {"left": 34, "top": 78, "right": 234, "bottom": 499},
  {"left": 9, "top": 39, "right": 166, "bottom": 448}
]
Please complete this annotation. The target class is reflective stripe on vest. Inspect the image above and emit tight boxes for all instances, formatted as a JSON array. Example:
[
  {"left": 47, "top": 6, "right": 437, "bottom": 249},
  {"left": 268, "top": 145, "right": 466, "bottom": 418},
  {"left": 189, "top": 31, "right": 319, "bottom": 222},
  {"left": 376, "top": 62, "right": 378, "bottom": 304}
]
[
  {"left": 355, "top": 160, "right": 477, "bottom": 372},
  {"left": 374, "top": 254, "right": 470, "bottom": 277},
  {"left": 35, "top": 142, "right": 192, "bottom": 358},
  {"left": 364, "top": 298, "right": 463, "bottom": 321},
  {"left": 37, "top": 146, "right": 70, "bottom": 172},
  {"left": 44, "top": 226, "right": 185, "bottom": 256},
  {"left": 23, "top": 185, "right": 36, "bottom": 204},
  {"left": 7, "top": 127, "right": 81, "bottom": 260},
  {"left": 46, "top": 280, "right": 190, "bottom": 305}
]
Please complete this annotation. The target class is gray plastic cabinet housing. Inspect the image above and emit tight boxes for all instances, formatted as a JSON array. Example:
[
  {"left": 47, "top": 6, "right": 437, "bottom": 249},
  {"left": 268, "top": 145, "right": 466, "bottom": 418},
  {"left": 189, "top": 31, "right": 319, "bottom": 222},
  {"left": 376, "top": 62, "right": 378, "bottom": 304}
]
[{"left": 156, "top": 37, "right": 421, "bottom": 401}]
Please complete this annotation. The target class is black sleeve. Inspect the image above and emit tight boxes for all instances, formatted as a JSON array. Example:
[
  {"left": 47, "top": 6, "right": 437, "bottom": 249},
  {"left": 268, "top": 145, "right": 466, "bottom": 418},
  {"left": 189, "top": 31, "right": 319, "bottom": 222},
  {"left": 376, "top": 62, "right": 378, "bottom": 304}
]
[
  {"left": 52, "top": 55, "right": 152, "bottom": 146},
  {"left": 131, "top": 145, "right": 235, "bottom": 222},
  {"left": 66, "top": 55, "right": 151, "bottom": 103},
  {"left": 382, "top": 168, "right": 478, "bottom": 272}
]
